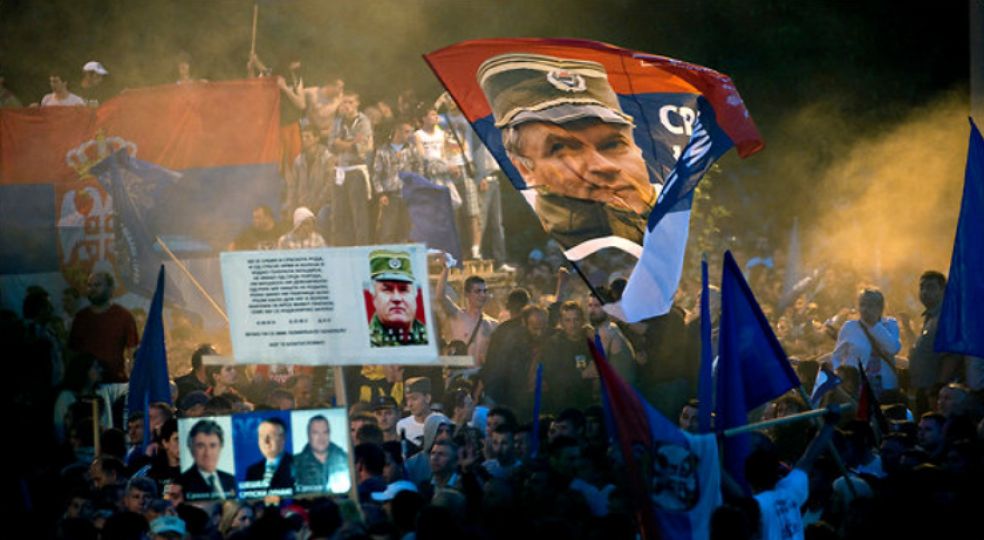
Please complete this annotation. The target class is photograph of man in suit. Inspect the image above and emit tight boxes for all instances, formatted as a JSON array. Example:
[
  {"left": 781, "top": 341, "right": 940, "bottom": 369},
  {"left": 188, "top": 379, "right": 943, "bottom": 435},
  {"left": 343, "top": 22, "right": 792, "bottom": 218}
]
[
  {"left": 178, "top": 419, "right": 236, "bottom": 500},
  {"left": 245, "top": 417, "right": 294, "bottom": 490}
]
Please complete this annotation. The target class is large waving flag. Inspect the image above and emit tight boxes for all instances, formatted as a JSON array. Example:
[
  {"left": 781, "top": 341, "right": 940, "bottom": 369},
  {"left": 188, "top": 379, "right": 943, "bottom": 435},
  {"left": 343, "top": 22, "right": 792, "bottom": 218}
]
[
  {"left": 592, "top": 338, "right": 721, "bottom": 540},
  {"left": 0, "top": 80, "right": 281, "bottom": 320},
  {"left": 717, "top": 251, "right": 799, "bottom": 490},
  {"left": 935, "top": 119, "right": 984, "bottom": 357},
  {"left": 127, "top": 265, "right": 171, "bottom": 447},
  {"left": 425, "top": 38, "right": 763, "bottom": 322}
]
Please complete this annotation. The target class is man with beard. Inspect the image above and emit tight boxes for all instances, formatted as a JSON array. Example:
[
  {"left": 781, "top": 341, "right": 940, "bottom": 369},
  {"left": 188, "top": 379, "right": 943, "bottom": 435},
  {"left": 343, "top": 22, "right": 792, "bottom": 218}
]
[{"left": 69, "top": 270, "right": 139, "bottom": 400}]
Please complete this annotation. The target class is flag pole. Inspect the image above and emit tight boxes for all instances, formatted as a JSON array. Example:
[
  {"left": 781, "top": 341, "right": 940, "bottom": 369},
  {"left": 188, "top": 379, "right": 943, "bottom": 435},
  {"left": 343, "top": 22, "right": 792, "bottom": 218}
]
[
  {"left": 530, "top": 363, "right": 543, "bottom": 457},
  {"left": 567, "top": 259, "right": 607, "bottom": 304},
  {"left": 250, "top": 3, "right": 259, "bottom": 58},
  {"left": 794, "top": 385, "right": 858, "bottom": 497},
  {"left": 90, "top": 398, "right": 101, "bottom": 457},
  {"left": 722, "top": 403, "right": 853, "bottom": 436},
  {"left": 154, "top": 237, "right": 229, "bottom": 324}
]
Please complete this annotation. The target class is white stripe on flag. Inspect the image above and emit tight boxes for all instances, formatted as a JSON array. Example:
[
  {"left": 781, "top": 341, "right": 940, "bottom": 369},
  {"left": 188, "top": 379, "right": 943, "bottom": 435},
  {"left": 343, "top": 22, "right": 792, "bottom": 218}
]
[{"left": 604, "top": 208, "right": 691, "bottom": 322}]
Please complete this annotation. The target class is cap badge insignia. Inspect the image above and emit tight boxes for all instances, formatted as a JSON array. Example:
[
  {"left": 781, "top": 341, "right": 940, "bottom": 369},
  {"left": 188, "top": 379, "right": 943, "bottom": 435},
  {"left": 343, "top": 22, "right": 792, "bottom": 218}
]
[
  {"left": 388, "top": 258, "right": 402, "bottom": 269},
  {"left": 546, "top": 70, "right": 586, "bottom": 93}
]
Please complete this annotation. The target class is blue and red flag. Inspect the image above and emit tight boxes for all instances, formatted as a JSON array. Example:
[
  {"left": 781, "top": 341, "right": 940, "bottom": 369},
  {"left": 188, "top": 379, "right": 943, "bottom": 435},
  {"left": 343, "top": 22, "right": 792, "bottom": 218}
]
[
  {"left": 592, "top": 338, "right": 721, "bottom": 540},
  {"left": 425, "top": 38, "right": 763, "bottom": 322},
  {"left": 717, "top": 250, "right": 799, "bottom": 491},
  {"left": 0, "top": 79, "right": 282, "bottom": 318},
  {"left": 935, "top": 118, "right": 984, "bottom": 358}
]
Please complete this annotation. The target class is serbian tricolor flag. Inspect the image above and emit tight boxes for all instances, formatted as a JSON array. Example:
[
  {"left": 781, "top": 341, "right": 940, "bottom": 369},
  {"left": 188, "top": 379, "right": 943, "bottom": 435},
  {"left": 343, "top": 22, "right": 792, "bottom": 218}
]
[
  {"left": 592, "top": 337, "right": 721, "bottom": 540},
  {"left": 425, "top": 38, "right": 763, "bottom": 321},
  {"left": 0, "top": 79, "right": 282, "bottom": 319}
]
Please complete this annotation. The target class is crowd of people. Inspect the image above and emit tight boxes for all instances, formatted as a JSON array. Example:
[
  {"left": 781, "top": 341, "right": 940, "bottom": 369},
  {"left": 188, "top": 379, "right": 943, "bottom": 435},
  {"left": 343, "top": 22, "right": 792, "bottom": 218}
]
[{"left": 4, "top": 55, "right": 984, "bottom": 540}]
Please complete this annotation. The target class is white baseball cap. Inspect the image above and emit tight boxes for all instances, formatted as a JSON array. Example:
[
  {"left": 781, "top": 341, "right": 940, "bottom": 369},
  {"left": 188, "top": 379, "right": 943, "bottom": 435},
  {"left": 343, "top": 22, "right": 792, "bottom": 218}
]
[{"left": 83, "top": 61, "right": 109, "bottom": 76}]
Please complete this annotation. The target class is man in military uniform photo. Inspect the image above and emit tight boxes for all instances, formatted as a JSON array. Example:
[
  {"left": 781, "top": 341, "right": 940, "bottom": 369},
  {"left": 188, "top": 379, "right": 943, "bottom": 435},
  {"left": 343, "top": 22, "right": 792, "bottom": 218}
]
[
  {"left": 477, "top": 53, "right": 656, "bottom": 255},
  {"left": 367, "top": 249, "right": 429, "bottom": 347}
]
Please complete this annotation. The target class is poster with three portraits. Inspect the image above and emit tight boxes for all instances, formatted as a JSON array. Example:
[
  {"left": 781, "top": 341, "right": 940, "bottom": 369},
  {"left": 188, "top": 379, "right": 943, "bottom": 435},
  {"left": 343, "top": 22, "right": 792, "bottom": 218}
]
[{"left": 177, "top": 408, "right": 352, "bottom": 501}]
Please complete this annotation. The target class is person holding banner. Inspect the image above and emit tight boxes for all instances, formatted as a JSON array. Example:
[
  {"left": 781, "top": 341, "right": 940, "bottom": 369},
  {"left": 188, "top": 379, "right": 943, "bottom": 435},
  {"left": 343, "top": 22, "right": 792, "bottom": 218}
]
[
  {"left": 476, "top": 53, "right": 655, "bottom": 252},
  {"left": 367, "top": 249, "right": 429, "bottom": 347},
  {"left": 178, "top": 419, "right": 236, "bottom": 500}
]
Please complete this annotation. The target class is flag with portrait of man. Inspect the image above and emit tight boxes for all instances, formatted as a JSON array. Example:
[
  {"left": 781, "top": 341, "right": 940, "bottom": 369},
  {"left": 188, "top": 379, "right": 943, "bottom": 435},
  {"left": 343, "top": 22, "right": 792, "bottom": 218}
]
[{"left": 425, "top": 38, "right": 763, "bottom": 321}]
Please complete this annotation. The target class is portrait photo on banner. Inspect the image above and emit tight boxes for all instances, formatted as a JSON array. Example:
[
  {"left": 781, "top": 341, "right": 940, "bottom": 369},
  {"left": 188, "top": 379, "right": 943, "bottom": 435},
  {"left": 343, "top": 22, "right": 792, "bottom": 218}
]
[
  {"left": 364, "top": 248, "right": 430, "bottom": 348},
  {"left": 178, "top": 416, "right": 237, "bottom": 501},
  {"left": 290, "top": 408, "right": 352, "bottom": 496},
  {"left": 232, "top": 410, "right": 295, "bottom": 499}
]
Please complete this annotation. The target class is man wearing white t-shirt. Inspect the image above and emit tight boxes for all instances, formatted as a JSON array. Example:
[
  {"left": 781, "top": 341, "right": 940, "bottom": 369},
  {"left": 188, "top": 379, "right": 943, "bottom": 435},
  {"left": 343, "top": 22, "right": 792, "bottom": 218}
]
[
  {"left": 747, "top": 405, "right": 839, "bottom": 540},
  {"left": 395, "top": 377, "right": 437, "bottom": 449},
  {"left": 41, "top": 73, "right": 85, "bottom": 107}
]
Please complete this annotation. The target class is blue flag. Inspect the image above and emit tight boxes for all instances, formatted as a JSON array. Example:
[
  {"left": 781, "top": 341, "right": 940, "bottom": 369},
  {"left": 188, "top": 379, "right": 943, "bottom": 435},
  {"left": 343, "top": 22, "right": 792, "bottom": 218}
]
[
  {"left": 592, "top": 337, "right": 721, "bottom": 540},
  {"left": 717, "top": 250, "right": 799, "bottom": 490},
  {"left": 401, "top": 171, "right": 463, "bottom": 266},
  {"left": 530, "top": 363, "right": 543, "bottom": 458},
  {"left": 935, "top": 119, "right": 984, "bottom": 357},
  {"left": 92, "top": 150, "right": 184, "bottom": 303},
  {"left": 697, "top": 258, "right": 714, "bottom": 433},
  {"left": 126, "top": 265, "right": 171, "bottom": 445}
]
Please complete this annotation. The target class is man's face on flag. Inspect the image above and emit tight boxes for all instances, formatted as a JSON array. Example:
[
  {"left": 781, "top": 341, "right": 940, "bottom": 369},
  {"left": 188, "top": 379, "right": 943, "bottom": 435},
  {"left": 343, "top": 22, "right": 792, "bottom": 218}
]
[{"left": 510, "top": 118, "right": 654, "bottom": 215}]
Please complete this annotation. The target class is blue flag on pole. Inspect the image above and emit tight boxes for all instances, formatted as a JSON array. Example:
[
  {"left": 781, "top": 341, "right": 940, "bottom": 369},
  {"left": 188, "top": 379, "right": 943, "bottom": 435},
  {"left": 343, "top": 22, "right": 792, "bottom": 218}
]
[
  {"left": 126, "top": 264, "right": 171, "bottom": 445},
  {"left": 530, "top": 363, "right": 543, "bottom": 458},
  {"left": 697, "top": 258, "right": 714, "bottom": 433},
  {"left": 935, "top": 119, "right": 984, "bottom": 357},
  {"left": 717, "top": 250, "right": 799, "bottom": 490}
]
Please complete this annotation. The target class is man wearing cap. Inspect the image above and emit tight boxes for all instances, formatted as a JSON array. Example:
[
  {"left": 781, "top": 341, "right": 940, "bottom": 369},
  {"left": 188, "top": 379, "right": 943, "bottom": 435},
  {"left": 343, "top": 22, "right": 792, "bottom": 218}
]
[
  {"left": 149, "top": 515, "right": 186, "bottom": 540},
  {"left": 293, "top": 414, "right": 350, "bottom": 494},
  {"left": 367, "top": 249, "right": 428, "bottom": 347},
  {"left": 178, "top": 419, "right": 236, "bottom": 500},
  {"left": 477, "top": 53, "right": 656, "bottom": 254},
  {"left": 395, "top": 377, "right": 439, "bottom": 448},
  {"left": 277, "top": 206, "right": 327, "bottom": 249},
  {"left": 79, "top": 61, "right": 111, "bottom": 106},
  {"left": 372, "top": 395, "right": 402, "bottom": 442}
]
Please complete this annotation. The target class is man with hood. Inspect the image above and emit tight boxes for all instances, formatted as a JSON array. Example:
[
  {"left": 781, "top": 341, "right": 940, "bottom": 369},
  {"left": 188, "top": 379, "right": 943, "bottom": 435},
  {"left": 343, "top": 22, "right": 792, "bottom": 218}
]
[{"left": 404, "top": 414, "right": 454, "bottom": 485}]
